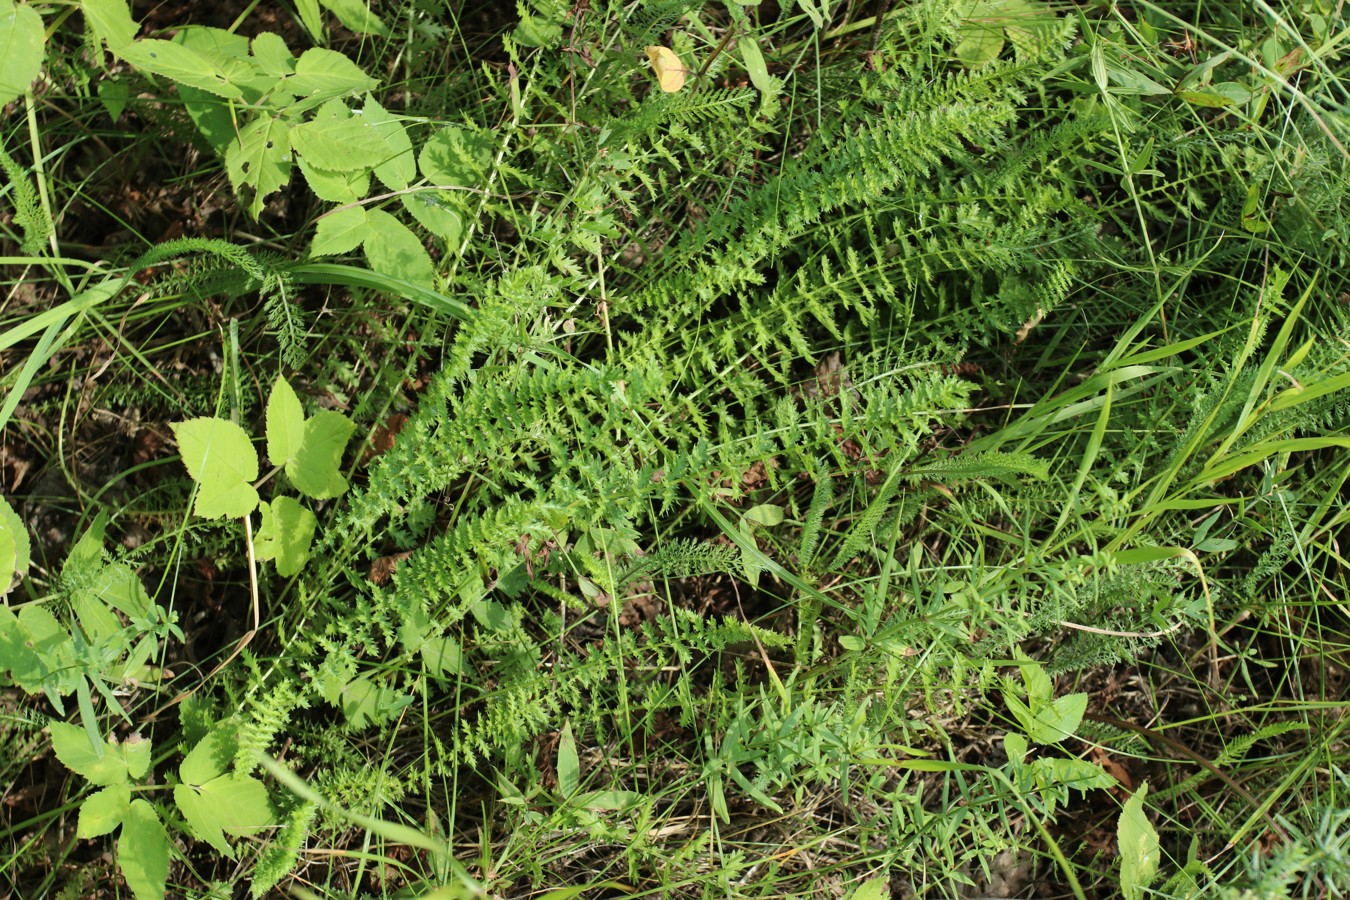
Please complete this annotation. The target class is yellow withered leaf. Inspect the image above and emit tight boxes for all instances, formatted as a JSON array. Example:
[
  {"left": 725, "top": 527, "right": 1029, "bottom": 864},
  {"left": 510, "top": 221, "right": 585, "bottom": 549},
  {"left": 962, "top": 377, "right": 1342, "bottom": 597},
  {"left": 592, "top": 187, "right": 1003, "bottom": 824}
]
[{"left": 645, "top": 45, "right": 686, "bottom": 93}]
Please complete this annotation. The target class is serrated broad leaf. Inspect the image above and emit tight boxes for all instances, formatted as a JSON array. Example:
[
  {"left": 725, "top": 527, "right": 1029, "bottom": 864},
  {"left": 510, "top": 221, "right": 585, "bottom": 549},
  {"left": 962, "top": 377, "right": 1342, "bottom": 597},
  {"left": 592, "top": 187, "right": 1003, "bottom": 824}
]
[
  {"left": 1028, "top": 692, "right": 1088, "bottom": 744},
  {"left": 180, "top": 725, "right": 239, "bottom": 786},
  {"left": 49, "top": 721, "right": 128, "bottom": 786},
  {"left": 250, "top": 32, "right": 295, "bottom": 77},
  {"left": 226, "top": 116, "right": 293, "bottom": 219},
  {"left": 312, "top": 205, "right": 369, "bottom": 256},
  {"left": 362, "top": 97, "right": 415, "bottom": 190},
  {"left": 290, "top": 113, "right": 393, "bottom": 171},
  {"left": 171, "top": 418, "right": 260, "bottom": 519},
  {"left": 418, "top": 125, "right": 494, "bottom": 186},
  {"left": 288, "top": 47, "right": 377, "bottom": 101},
  {"left": 0, "top": 0, "right": 45, "bottom": 107},
  {"left": 401, "top": 191, "right": 462, "bottom": 244},
  {"left": 363, "top": 208, "right": 435, "bottom": 289},
  {"left": 175, "top": 775, "right": 275, "bottom": 859},
  {"left": 297, "top": 157, "right": 369, "bottom": 203},
  {"left": 118, "top": 39, "right": 243, "bottom": 99},
  {"left": 290, "top": 410, "right": 355, "bottom": 499},
  {"left": 81, "top": 0, "right": 138, "bottom": 49},
  {"left": 79, "top": 784, "right": 132, "bottom": 838},
  {"left": 266, "top": 376, "right": 305, "bottom": 468},
  {"left": 254, "top": 497, "right": 317, "bottom": 577},
  {"left": 0, "top": 495, "right": 30, "bottom": 594},
  {"left": 1119, "top": 783, "right": 1160, "bottom": 900},
  {"left": 319, "top": 0, "right": 390, "bottom": 36},
  {"left": 119, "top": 800, "right": 169, "bottom": 900},
  {"left": 0, "top": 604, "right": 79, "bottom": 696}
]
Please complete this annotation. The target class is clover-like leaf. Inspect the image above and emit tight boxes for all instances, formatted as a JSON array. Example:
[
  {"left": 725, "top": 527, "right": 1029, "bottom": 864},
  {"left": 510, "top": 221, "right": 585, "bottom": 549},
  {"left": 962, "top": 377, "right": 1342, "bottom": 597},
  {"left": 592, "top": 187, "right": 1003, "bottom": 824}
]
[
  {"left": 255, "top": 496, "right": 317, "bottom": 577},
  {"left": 171, "top": 418, "right": 260, "bottom": 519},
  {"left": 119, "top": 799, "right": 169, "bottom": 900},
  {"left": 78, "top": 784, "right": 131, "bottom": 839}
]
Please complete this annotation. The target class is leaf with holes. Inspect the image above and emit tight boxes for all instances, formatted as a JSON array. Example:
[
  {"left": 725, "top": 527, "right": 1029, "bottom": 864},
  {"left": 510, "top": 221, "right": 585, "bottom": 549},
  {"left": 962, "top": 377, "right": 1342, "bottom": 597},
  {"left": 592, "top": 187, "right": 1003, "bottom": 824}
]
[{"left": 226, "top": 116, "right": 293, "bottom": 219}]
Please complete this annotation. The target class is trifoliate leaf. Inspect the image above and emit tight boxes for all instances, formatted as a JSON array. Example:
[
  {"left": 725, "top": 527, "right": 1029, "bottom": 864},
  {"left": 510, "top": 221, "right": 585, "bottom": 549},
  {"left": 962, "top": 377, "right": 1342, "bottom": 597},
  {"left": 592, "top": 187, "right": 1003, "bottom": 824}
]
[
  {"left": 171, "top": 418, "right": 260, "bottom": 519},
  {"left": 119, "top": 800, "right": 169, "bottom": 900},
  {"left": 79, "top": 785, "right": 131, "bottom": 839},
  {"left": 254, "top": 497, "right": 317, "bottom": 577}
]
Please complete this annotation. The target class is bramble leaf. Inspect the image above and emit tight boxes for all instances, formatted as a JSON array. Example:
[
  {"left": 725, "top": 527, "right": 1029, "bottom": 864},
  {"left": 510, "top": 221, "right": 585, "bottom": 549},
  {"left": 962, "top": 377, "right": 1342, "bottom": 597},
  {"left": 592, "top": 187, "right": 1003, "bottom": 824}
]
[
  {"left": 119, "top": 800, "right": 169, "bottom": 900},
  {"left": 0, "top": 0, "right": 45, "bottom": 108},
  {"left": 171, "top": 418, "right": 260, "bottom": 519},
  {"left": 298, "top": 157, "right": 370, "bottom": 203},
  {"left": 255, "top": 496, "right": 317, "bottom": 577},
  {"left": 78, "top": 784, "right": 131, "bottom": 839}
]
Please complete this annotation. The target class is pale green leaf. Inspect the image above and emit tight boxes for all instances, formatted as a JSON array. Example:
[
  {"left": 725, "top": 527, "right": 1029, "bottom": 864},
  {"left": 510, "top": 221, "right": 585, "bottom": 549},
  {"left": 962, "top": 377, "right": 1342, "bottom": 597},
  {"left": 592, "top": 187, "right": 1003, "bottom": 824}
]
[
  {"left": 290, "top": 113, "right": 392, "bottom": 171},
  {"left": 363, "top": 96, "right": 416, "bottom": 191},
  {"left": 312, "top": 206, "right": 369, "bottom": 256},
  {"left": 254, "top": 497, "right": 317, "bottom": 577},
  {"left": 418, "top": 125, "right": 494, "bottom": 186},
  {"left": 846, "top": 877, "right": 889, "bottom": 900},
  {"left": 557, "top": 721, "right": 580, "bottom": 798},
  {"left": 0, "top": 0, "right": 45, "bottom": 107},
  {"left": 78, "top": 785, "right": 131, "bottom": 839},
  {"left": 171, "top": 418, "right": 260, "bottom": 519},
  {"left": 0, "top": 494, "right": 30, "bottom": 594},
  {"left": 98, "top": 78, "right": 130, "bottom": 120},
  {"left": 250, "top": 32, "right": 295, "bottom": 77},
  {"left": 1119, "top": 784, "right": 1160, "bottom": 900},
  {"left": 49, "top": 721, "right": 128, "bottom": 786},
  {"left": 180, "top": 726, "right": 238, "bottom": 786},
  {"left": 1028, "top": 692, "right": 1088, "bottom": 744},
  {"left": 266, "top": 376, "right": 305, "bottom": 468},
  {"left": 175, "top": 775, "right": 275, "bottom": 859},
  {"left": 401, "top": 191, "right": 462, "bottom": 244},
  {"left": 297, "top": 157, "right": 370, "bottom": 203},
  {"left": 1, "top": 604, "right": 79, "bottom": 696},
  {"left": 955, "top": 21, "right": 1003, "bottom": 68},
  {"left": 742, "top": 503, "right": 784, "bottom": 526},
  {"left": 287, "top": 47, "right": 377, "bottom": 101},
  {"left": 225, "top": 116, "right": 293, "bottom": 219},
  {"left": 318, "top": 0, "right": 389, "bottom": 36},
  {"left": 737, "top": 36, "right": 771, "bottom": 95},
  {"left": 290, "top": 410, "right": 356, "bottom": 499},
  {"left": 363, "top": 208, "right": 435, "bottom": 289},
  {"left": 118, "top": 39, "right": 243, "bottom": 99},
  {"left": 81, "top": 0, "right": 138, "bottom": 50},
  {"left": 341, "top": 676, "right": 413, "bottom": 729},
  {"left": 119, "top": 800, "right": 169, "bottom": 900},
  {"left": 293, "top": 0, "right": 323, "bottom": 42}
]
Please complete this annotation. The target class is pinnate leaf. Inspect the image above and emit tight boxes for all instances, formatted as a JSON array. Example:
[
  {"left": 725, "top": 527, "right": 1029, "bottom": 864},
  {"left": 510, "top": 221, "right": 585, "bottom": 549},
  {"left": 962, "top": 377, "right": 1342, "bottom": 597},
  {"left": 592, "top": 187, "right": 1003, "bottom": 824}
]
[
  {"left": 0, "top": 0, "right": 45, "bottom": 107},
  {"left": 78, "top": 784, "right": 131, "bottom": 839},
  {"left": 250, "top": 32, "right": 295, "bottom": 77},
  {"left": 171, "top": 418, "right": 260, "bottom": 519},
  {"left": 119, "top": 800, "right": 170, "bottom": 900},
  {"left": 255, "top": 496, "right": 317, "bottom": 577},
  {"left": 298, "top": 157, "right": 369, "bottom": 203}
]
